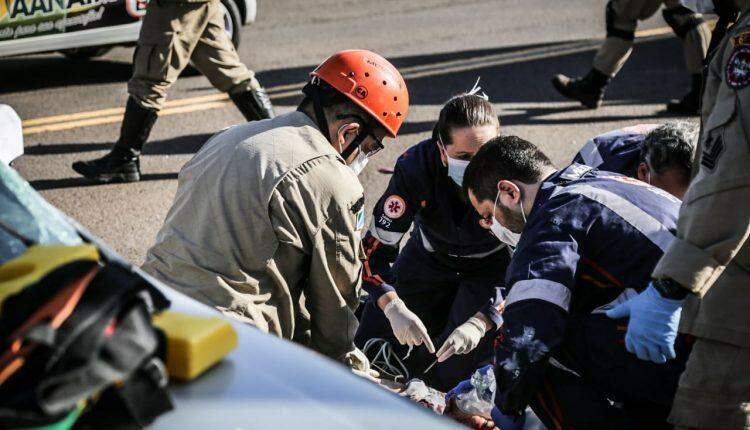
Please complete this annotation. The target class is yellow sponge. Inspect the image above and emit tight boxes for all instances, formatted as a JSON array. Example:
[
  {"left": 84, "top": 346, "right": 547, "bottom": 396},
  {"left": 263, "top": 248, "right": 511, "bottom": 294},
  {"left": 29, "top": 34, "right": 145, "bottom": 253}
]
[{"left": 152, "top": 311, "right": 238, "bottom": 381}]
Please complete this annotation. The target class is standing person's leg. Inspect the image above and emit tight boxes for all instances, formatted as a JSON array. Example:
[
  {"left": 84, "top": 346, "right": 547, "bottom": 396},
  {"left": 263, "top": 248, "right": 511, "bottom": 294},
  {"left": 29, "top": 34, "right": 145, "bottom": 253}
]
[
  {"left": 668, "top": 338, "right": 750, "bottom": 430},
  {"left": 662, "top": 0, "right": 711, "bottom": 114},
  {"left": 72, "top": 1, "right": 210, "bottom": 182},
  {"left": 190, "top": 0, "right": 275, "bottom": 121},
  {"left": 552, "top": 0, "right": 660, "bottom": 108}
]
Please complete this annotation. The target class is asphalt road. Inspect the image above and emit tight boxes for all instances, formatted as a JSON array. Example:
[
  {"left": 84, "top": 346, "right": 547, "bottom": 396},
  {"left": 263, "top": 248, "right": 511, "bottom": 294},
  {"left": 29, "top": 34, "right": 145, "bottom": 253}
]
[{"left": 4, "top": 0, "right": 700, "bottom": 263}]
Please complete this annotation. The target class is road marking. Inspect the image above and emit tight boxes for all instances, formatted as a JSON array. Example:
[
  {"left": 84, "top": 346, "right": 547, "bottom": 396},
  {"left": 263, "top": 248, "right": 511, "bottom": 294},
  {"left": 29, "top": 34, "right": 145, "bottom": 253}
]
[{"left": 20, "top": 25, "right": 679, "bottom": 136}]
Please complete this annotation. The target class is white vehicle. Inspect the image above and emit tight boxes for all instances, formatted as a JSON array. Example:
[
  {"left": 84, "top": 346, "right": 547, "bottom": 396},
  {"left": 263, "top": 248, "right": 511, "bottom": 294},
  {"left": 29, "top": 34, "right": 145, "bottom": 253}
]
[
  {"left": 0, "top": 105, "right": 23, "bottom": 165},
  {"left": 0, "top": 0, "right": 255, "bottom": 58}
]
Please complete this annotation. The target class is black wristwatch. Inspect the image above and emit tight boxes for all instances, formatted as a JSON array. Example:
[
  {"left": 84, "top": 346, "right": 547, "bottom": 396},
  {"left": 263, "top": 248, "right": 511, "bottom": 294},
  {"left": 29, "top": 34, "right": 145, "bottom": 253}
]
[{"left": 652, "top": 278, "right": 690, "bottom": 300}]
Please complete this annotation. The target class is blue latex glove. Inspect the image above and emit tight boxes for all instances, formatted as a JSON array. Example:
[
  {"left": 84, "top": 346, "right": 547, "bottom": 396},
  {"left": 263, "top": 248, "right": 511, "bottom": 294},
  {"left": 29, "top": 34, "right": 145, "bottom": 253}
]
[
  {"left": 445, "top": 364, "right": 495, "bottom": 402},
  {"left": 444, "top": 379, "right": 473, "bottom": 402},
  {"left": 606, "top": 284, "right": 684, "bottom": 364},
  {"left": 490, "top": 407, "right": 526, "bottom": 430}
]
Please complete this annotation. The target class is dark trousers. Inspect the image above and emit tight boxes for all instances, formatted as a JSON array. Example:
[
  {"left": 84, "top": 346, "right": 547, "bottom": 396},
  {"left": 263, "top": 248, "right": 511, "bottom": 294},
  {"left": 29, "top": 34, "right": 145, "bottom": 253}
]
[
  {"left": 529, "top": 314, "right": 693, "bottom": 430},
  {"left": 355, "top": 238, "right": 507, "bottom": 391}
]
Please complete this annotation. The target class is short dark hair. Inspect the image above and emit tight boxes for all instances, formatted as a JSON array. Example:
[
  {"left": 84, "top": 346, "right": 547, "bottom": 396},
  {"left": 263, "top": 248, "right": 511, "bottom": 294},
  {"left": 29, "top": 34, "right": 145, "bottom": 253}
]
[
  {"left": 641, "top": 121, "right": 697, "bottom": 182},
  {"left": 463, "top": 135, "right": 555, "bottom": 202},
  {"left": 433, "top": 94, "right": 499, "bottom": 146}
]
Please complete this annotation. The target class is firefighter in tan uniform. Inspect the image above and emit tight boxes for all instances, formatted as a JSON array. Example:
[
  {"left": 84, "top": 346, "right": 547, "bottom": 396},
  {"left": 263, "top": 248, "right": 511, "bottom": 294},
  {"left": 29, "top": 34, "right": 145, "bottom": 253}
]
[
  {"left": 72, "top": 0, "right": 275, "bottom": 183},
  {"left": 142, "top": 50, "right": 410, "bottom": 375},
  {"left": 552, "top": 0, "right": 711, "bottom": 114},
  {"left": 607, "top": 3, "right": 750, "bottom": 428}
]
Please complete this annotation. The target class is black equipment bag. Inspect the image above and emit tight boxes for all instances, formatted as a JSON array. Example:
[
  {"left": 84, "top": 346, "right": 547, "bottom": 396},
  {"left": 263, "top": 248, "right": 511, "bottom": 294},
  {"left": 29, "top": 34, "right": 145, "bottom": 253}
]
[{"left": 0, "top": 256, "right": 173, "bottom": 429}]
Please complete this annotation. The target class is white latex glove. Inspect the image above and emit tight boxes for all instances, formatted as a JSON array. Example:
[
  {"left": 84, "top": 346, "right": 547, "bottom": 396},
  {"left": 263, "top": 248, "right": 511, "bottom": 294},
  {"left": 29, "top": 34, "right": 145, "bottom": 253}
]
[
  {"left": 343, "top": 347, "right": 380, "bottom": 382},
  {"left": 436, "top": 315, "right": 488, "bottom": 362},
  {"left": 383, "top": 298, "right": 435, "bottom": 353}
]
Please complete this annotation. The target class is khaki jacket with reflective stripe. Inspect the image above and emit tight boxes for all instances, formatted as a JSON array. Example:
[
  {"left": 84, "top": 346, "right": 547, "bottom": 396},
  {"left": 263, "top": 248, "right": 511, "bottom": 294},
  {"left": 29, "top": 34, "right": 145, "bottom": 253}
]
[
  {"left": 653, "top": 7, "right": 750, "bottom": 347},
  {"left": 142, "top": 111, "right": 366, "bottom": 360}
]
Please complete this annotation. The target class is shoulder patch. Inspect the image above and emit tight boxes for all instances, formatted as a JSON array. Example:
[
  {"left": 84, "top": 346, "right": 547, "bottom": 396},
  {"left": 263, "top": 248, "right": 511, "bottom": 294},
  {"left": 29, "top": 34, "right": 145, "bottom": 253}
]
[
  {"left": 726, "top": 35, "right": 750, "bottom": 89},
  {"left": 701, "top": 133, "right": 724, "bottom": 171},
  {"left": 383, "top": 195, "right": 406, "bottom": 219}
]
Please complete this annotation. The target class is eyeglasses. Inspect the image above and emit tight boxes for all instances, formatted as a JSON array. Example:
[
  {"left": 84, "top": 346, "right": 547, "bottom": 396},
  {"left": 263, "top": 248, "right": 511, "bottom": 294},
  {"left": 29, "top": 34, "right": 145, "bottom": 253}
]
[
  {"left": 364, "top": 133, "right": 384, "bottom": 157},
  {"left": 333, "top": 113, "right": 386, "bottom": 157}
]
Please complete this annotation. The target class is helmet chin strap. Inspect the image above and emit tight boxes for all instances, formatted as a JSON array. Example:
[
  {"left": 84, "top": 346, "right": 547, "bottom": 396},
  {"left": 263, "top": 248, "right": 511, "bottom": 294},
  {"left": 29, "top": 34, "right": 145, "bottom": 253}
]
[{"left": 304, "top": 81, "right": 336, "bottom": 144}]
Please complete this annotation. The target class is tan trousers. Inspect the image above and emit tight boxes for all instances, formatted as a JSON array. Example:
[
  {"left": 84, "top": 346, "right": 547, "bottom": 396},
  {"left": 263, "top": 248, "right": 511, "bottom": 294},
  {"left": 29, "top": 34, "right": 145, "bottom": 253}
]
[
  {"left": 593, "top": 0, "right": 710, "bottom": 76},
  {"left": 127, "top": 0, "right": 259, "bottom": 110},
  {"left": 671, "top": 338, "right": 750, "bottom": 430}
]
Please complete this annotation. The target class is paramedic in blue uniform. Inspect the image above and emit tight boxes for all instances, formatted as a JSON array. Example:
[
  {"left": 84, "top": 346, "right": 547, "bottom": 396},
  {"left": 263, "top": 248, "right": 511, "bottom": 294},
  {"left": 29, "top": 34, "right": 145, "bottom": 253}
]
[
  {"left": 573, "top": 121, "right": 698, "bottom": 199},
  {"left": 460, "top": 136, "right": 692, "bottom": 429},
  {"left": 353, "top": 93, "right": 510, "bottom": 391}
]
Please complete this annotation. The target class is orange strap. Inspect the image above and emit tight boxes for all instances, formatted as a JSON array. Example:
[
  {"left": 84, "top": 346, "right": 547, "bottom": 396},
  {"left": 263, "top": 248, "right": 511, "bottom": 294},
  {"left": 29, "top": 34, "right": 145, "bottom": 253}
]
[{"left": 0, "top": 265, "right": 98, "bottom": 385}]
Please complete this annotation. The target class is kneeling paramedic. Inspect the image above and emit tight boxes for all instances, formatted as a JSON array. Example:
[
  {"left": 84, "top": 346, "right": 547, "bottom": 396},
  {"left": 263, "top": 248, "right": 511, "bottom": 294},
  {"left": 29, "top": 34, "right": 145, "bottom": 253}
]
[
  {"left": 458, "top": 136, "right": 692, "bottom": 429},
  {"left": 574, "top": 121, "right": 698, "bottom": 198},
  {"left": 354, "top": 92, "right": 510, "bottom": 391},
  {"left": 142, "top": 50, "right": 409, "bottom": 376}
]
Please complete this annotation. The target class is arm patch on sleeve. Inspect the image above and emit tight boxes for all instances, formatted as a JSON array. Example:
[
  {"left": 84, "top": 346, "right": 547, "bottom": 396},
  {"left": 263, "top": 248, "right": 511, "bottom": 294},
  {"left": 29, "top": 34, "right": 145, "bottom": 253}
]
[
  {"left": 383, "top": 195, "right": 406, "bottom": 219},
  {"left": 726, "top": 34, "right": 750, "bottom": 89},
  {"left": 352, "top": 196, "right": 366, "bottom": 231}
]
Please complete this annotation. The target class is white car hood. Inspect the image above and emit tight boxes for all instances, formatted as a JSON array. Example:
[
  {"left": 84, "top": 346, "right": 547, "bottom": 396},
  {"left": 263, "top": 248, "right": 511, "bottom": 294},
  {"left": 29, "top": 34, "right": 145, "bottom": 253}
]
[{"left": 0, "top": 105, "right": 23, "bottom": 165}]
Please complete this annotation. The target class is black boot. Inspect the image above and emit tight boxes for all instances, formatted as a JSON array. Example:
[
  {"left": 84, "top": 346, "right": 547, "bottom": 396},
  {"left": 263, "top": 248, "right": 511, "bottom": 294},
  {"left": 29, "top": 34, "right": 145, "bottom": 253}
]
[
  {"left": 72, "top": 97, "right": 157, "bottom": 183},
  {"left": 230, "top": 87, "right": 275, "bottom": 121},
  {"left": 666, "top": 74, "right": 701, "bottom": 115},
  {"left": 551, "top": 68, "right": 610, "bottom": 109}
]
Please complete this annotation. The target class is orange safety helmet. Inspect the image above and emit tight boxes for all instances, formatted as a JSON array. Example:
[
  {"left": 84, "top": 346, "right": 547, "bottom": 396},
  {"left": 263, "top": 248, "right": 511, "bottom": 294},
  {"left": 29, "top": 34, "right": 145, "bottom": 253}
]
[{"left": 310, "top": 49, "right": 409, "bottom": 138}]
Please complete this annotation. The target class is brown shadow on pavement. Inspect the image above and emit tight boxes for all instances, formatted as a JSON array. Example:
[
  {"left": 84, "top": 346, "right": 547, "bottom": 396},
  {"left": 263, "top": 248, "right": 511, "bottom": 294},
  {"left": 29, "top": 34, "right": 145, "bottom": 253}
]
[
  {"left": 29, "top": 172, "right": 179, "bottom": 191},
  {"left": 23, "top": 133, "right": 214, "bottom": 157}
]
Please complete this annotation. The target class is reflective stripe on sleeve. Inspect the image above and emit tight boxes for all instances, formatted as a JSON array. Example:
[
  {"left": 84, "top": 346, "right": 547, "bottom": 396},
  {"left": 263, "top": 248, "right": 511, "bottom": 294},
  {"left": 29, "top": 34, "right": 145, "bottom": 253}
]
[
  {"left": 505, "top": 279, "right": 572, "bottom": 311},
  {"left": 369, "top": 220, "right": 405, "bottom": 246},
  {"left": 420, "top": 229, "right": 507, "bottom": 258},
  {"left": 576, "top": 139, "right": 604, "bottom": 168},
  {"left": 419, "top": 229, "right": 436, "bottom": 252},
  {"left": 551, "top": 184, "right": 675, "bottom": 252}
]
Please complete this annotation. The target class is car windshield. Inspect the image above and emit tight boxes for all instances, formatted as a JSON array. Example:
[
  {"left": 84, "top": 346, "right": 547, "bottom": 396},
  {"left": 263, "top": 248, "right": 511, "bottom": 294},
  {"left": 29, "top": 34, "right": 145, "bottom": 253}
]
[{"left": 0, "top": 163, "right": 82, "bottom": 264}]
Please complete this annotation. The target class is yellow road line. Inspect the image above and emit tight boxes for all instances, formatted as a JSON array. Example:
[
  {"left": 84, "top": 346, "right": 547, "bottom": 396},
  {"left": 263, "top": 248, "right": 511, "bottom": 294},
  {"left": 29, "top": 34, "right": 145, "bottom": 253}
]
[
  {"left": 635, "top": 26, "right": 673, "bottom": 38},
  {"left": 23, "top": 107, "right": 125, "bottom": 127},
  {"left": 20, "top": 24, "right": 682, "bottom": 136},
  {"left": 22, "top": 89, "right": 303, "bottom": 135}
]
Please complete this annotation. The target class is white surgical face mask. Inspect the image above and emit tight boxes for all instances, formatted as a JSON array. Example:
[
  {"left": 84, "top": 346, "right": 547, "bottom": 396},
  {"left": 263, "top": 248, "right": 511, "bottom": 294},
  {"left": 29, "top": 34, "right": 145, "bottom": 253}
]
[
  {"left": 338, "top": 124, "right": 369, "bottom": 175},
  {"left": 490, "top": 218, "right": 521, "bottom": 247},
  {"left": 489, "top": 185, "right": 526, "bottom": 247},
  {"left": 349, "top": 150, "right": 369, "bottom": 175},
  {"left": 441, "top": 143, "right": 470, "bottom": 186}
]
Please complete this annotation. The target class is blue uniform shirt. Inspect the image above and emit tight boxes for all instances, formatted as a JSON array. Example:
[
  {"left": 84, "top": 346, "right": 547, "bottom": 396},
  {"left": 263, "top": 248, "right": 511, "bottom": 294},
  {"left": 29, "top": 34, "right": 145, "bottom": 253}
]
[
  {"left": 572, "top": 124, "right": 658, "bottom": 177},
  {"left": 493, "top": 163, "right": 681, "bottom": 414},
  {"left": 362, "top": 139, "right": 507, "bottom": 323}
]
